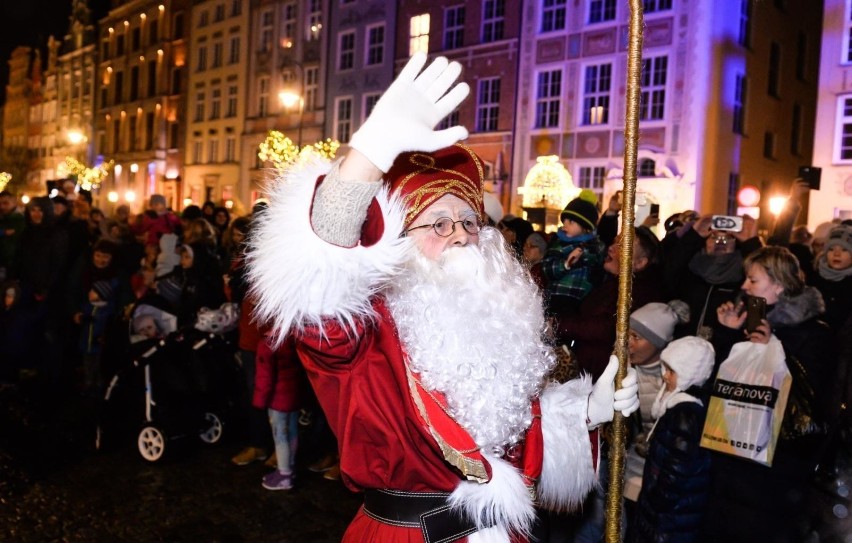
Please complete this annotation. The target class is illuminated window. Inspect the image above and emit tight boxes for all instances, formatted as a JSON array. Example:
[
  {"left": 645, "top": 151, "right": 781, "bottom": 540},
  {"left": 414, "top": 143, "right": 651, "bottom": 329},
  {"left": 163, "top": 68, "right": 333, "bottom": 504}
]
[
  {"left": 834, "top": 95, "right": 852, "bottom": 161},
  {"left": 409, "top": 14, "right": 430, "bottom": 56},
  {"left": 482, "top": 0, "right": 505, "bottom": 42},
  {"left": 476, "top": 78, "right": 500, "bottom": 132},
  {"left": 535, "top": 69, "right": 561, "bottom": 128},
  {"left": 366, "top": 24, "right": 384, "bottom": 65},
  {"left": 589, "top": 0, "right": 616, "bottom": 24},
  {"left": 733, "top": 74, "right": 747, "bottom": 135},
  {"left": 582, "top": 63, "right": 611, "bottom": 125},
  {"left": 444, "top": 6, "right": 465, "bottom": 50},
  {"left": 541, "top": 0, "right": 566, "bottom": 33},
  {"left": 335, "top": 97, "right": 353, "bottom": 142},
  {"left": 640, "top": 56, "right": 667, "bottom": 120}
]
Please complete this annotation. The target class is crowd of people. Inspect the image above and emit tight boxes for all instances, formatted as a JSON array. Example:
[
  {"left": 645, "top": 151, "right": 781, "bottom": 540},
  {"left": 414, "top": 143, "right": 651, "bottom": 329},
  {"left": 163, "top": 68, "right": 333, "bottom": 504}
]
[{"left": 1, "top": 52, "right": 851, "bottom": 543}]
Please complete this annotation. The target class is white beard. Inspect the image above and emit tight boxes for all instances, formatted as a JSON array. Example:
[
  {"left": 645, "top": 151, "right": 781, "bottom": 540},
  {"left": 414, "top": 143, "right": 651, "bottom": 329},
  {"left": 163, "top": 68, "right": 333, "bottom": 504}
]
[{"left": 384, "top": 227, "right": 555, "bottom": 455}]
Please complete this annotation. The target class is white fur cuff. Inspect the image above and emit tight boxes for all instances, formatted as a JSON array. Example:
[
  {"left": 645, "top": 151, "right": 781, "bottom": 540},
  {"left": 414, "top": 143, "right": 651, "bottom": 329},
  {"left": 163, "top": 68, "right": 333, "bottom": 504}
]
[
  {"left": 246, "top": 158, "right": 410, "bottom": 344},
  {"left": 538, "top": 376, "right": 598, "bottom": 512}
]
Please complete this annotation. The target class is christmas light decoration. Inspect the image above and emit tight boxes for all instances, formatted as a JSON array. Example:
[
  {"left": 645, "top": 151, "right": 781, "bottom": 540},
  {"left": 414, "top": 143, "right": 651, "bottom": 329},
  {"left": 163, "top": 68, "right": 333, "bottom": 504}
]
[
  {"left": 63, "top": 157, "right": 116, "bottom": 191},
  {"left": 0, "top": 172, "right": 11, "bottom": 192},
  {"left": 518, "top": 155, "right": 579, "bottom": 209},
  {"left": 257, "top": 131, "right": 340, "bottom": 170}
]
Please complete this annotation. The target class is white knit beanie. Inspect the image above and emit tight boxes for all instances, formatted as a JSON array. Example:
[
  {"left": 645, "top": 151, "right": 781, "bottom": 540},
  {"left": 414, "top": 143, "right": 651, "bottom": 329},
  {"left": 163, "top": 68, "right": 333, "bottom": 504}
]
[
  {"left": 629, "top": 300, "right": 691, "bottom": 350},
  {"left": 660, "top": 336, "right": 715, "bottom": 391}
]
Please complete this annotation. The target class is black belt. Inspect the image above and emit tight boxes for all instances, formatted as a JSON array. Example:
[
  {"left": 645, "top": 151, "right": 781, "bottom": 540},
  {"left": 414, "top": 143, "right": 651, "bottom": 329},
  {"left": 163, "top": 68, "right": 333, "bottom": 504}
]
[{"left": 363, "top": 489, "right": 489, "bottom": 543}]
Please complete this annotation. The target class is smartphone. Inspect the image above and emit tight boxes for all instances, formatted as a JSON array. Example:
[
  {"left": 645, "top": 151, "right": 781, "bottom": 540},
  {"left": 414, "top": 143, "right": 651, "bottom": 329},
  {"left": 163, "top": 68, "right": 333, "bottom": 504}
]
[
  {"left": 798, "top": 165, "right": 822, "bottom": 190},
  {"left": 745, "top": 296, "right": 767, "bottom": 334},
  {"left": 649, "top": 203, "right": 660, "bottom": 216},
  {"left": 711, "top": 215, "right": 744, "bottom": 232}
]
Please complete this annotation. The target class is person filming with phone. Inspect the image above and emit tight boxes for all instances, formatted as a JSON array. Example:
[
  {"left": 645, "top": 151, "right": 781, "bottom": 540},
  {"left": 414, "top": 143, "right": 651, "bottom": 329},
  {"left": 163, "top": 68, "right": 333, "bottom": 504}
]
[
  {"left": 662, "top": 211, "right": 762, "bottom": 340},
  {"left": 703, "top": 245, "right": 834, "bottom": 541}
]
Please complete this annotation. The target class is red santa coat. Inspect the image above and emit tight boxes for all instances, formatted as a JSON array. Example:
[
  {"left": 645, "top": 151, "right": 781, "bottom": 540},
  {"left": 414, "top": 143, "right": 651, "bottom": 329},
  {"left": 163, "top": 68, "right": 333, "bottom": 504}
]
[
  {"left": 247, "top": 160, "right": 599, "bottom": 542},
  {"left": 252, "top": 336, "right": 307, "bottom": 413}
]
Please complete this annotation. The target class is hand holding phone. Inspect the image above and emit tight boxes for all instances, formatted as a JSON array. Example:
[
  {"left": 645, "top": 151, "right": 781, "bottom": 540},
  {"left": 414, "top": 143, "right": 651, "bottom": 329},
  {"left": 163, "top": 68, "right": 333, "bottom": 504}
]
[
  {"left": 798, "top": 166, "right": 822, "bottom": 191},
  {"left": 745, "top": 296, "right": 766, "bottom": 335}
]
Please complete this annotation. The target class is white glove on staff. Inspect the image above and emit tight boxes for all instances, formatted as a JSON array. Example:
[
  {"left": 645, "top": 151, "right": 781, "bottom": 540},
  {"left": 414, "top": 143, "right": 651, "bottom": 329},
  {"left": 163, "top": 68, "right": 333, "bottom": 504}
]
[
  {"left": 586, "top": 355, "right": 640, "bottom": 430},
  {"left": 348, "top": 52, "right": 471, "bottom": 172}
]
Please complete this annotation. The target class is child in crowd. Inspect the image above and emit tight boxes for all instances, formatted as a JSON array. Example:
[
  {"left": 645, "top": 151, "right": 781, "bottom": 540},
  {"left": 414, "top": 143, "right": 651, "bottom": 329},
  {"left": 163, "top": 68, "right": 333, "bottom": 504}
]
[
  {"left": 623, "top": 299, "right": 691, "bottom": 502},
  {"left": 0, "top": 281, "right": 37, "bottom": 385},
  {"left": 75, "top": 280, "right": 116, "bottom": 394},
  {"left": 253, "top": 336, "right": 306, "bottom": 491},
  {"left": 630, "top": 336, "right": 715, "bottom": 542},
  {"left": 812, "top": 223, "right": 852, "bottom": 332},
  {"left": 542, "top": 189, "right": 605, "bottom": 313},
  {"left": 132, "top": 313, "right": 161, "bottom": 340}
]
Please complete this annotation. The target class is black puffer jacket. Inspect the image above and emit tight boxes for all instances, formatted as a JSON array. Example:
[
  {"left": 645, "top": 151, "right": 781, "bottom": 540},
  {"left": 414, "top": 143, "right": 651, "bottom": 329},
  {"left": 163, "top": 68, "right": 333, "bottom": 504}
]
[{"left": 630, "top": 387, "right": 711, "bottom": 543}]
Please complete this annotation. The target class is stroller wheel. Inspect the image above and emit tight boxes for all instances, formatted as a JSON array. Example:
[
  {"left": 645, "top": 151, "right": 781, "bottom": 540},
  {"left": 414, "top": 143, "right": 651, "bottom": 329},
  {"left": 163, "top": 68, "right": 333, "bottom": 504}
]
[
  {"left": 199, "top": 412, "right": 224, "bottom": 444},
  {"left": 138, "top": 426, "right": 167, "bottom": 462}
]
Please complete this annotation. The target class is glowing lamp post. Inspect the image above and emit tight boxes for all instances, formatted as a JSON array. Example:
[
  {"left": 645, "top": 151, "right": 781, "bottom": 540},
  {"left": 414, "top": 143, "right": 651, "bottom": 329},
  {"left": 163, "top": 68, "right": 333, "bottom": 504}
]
[
  {"left": 278, "top": 90, "right": 304, "bottom": 147},
  {"left": 769, "top": 196, "right": 788, "bottom": 216},
  {"left": 518, "top": 155, "right": 579, "bottom": 231}
]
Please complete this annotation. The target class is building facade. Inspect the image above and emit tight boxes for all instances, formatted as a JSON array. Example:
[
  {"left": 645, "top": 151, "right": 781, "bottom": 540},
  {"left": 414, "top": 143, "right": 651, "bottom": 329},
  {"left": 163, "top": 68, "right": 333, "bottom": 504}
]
[
  {"left": 395, "top": 0, "right": 520, "bottom": 212},
  {"left": 95, "top": 0, "right": 190, "bottom": 212},
  {"left": 809, "top": 0, "right": 852, "bottom": 226},
  {"left": 2, "top": 47, "right": 34, "bottom": 193},
  {"left": 184, "top": 0, "right": 250, "bottom": 211},
  {"left": 241, "top": 0, "right": 330, "bottom": 205},
  {"left": 512, "top": 0, "right": 821, "bottom": 232}
]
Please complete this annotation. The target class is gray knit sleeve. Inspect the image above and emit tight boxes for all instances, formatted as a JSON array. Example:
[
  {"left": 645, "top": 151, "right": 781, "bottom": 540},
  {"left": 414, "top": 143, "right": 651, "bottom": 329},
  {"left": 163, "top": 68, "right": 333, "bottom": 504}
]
[{"left": 310, "top": 159, "right": 384, "bottom": 247}]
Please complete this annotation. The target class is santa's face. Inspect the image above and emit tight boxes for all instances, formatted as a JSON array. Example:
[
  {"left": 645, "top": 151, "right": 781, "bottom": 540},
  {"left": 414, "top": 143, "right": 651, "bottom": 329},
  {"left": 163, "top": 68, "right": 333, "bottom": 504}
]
[{"left": 406, "top": 194, "right": 480, "bottom": 261}]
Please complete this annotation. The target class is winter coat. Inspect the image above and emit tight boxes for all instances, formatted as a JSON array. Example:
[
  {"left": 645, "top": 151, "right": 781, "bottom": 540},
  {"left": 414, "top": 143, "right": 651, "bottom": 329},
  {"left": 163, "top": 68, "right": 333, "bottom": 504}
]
[
  {"left": 556, "top": 266, "right": 664, "bottom": 381},
  {"left": 703, "top": 286, "right": 834, "bottom": 541},
  {"left": 542, "top": 232, "right": 605, "bottom": 306},
  {"left": 252, "top": 336, "right": 307, "bottom": 413},
  {"left": 15, "top": 200, "right": 69, "bottom": 302},
  {"left": 0, "top": 209, "right": 25, "bottom": 273},
  {"left": 663, "top": 228, "right": 762, "bottom": 338},
  {"left": 132, "top": 210, "right": 181, "bottom": 246},
  {"left": 631, "top": 387, "right": 711, "bottom": 543},
  {"left": 810, "top": 272, "right": 852, "bottom": 334}
]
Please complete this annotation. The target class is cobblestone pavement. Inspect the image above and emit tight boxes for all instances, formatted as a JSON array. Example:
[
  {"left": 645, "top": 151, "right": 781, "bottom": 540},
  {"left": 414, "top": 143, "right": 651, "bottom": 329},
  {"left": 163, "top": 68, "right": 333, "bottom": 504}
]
[
  {"left": 2, "top": 380, "right": 851, "bottom": 542},
  {"left": 0, "top": 382, "right": 360, "bottom": 542}
]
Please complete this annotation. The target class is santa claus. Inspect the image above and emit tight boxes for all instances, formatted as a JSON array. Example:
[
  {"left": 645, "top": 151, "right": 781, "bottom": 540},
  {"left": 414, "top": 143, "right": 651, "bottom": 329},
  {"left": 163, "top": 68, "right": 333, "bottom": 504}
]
[{"left": 248, "top": 53, "right": 638, "bottom": 543}]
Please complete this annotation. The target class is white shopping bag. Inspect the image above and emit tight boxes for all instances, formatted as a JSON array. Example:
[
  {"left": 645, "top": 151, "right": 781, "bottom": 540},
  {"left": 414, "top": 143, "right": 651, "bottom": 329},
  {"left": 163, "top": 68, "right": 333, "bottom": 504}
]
[{"left": 700, "top": 335, "right": 791, "bottom": 467}]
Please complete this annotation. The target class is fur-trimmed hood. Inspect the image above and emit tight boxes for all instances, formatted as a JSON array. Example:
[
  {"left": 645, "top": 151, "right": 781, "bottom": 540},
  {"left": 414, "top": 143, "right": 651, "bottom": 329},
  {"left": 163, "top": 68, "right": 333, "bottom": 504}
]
[{"left": 768, "top": 286, "right": 825, "bottom": 328}]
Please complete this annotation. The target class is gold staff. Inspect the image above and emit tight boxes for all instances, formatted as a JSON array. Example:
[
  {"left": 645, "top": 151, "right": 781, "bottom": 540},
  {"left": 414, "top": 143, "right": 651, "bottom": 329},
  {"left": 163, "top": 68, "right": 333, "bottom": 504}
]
[{"left": 605, "top": 0, "right": 644, "bottom": 541}]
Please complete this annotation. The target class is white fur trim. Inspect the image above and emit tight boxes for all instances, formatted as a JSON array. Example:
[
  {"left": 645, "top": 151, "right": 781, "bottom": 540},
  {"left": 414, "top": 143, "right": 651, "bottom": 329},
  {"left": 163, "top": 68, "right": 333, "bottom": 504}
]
[
  {"left": 246, "top": 158, "right": 410, "bottom": 345},
  {"left": 538, "top": 376, "right": 598, "bottom": 512},
  {"left": 449, "top": 455, "right": 536, "bottom": 538},
  {"left": 467, "top": 526, "right": 510, "bottom": 543}
]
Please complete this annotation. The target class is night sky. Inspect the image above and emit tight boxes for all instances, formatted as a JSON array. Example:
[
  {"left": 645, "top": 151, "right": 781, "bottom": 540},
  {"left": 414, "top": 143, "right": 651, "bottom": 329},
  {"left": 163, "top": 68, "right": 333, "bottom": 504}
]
[{"left": 0, "top": 0, "right": 110, "bottom": 104}]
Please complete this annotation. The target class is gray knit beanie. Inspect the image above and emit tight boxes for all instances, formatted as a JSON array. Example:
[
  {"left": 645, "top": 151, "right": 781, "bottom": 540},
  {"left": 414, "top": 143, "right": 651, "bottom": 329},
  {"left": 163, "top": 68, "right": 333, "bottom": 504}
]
[{"left": 629, "top": 300, "right": 691, "bottom": 350}]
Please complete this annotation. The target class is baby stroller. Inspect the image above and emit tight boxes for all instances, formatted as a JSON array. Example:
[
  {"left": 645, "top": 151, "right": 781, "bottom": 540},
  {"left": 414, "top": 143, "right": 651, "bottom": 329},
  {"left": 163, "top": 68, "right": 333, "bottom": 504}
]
[{"left": 96, "top": 298, "right": 241, "bottom": 462}]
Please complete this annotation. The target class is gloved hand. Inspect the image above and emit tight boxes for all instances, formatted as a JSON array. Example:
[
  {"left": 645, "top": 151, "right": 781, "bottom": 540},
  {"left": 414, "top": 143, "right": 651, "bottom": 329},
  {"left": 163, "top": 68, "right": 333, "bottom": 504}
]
[
  {"left": 586, "top": 355, "right": 640, "bottom": 429},
  {"left": 348, "top": 52, "right": 470, "bottom": 172}
]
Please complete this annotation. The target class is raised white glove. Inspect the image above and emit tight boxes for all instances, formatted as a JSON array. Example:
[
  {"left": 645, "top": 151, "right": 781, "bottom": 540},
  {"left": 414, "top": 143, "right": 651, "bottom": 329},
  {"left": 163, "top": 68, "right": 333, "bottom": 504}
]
[
  {"left": 348, "top": 52, "right": 470, "bottom": 172},
  {"left": 586, "top": 355, "right": 640, "bottom": 429}
]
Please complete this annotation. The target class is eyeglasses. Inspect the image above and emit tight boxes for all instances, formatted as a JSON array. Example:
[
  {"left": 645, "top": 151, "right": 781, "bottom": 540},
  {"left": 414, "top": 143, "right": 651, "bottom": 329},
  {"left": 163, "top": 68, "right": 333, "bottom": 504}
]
[{"left": 404, "top": 216, "right": 483, "bottom": 237}]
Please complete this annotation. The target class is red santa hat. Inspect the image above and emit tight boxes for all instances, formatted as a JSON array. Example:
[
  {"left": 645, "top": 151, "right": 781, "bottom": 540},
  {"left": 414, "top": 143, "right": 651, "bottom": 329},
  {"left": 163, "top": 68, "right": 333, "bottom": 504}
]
[{"left": 385, "top": 143, "right": 485, "bottom": 228}]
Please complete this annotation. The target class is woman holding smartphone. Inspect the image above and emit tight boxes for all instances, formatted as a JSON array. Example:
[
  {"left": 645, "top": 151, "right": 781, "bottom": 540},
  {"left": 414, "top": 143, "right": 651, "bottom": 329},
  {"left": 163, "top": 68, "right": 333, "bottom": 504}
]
[{"left": 702, "top": 246, "right": 833, "bottom": 542}]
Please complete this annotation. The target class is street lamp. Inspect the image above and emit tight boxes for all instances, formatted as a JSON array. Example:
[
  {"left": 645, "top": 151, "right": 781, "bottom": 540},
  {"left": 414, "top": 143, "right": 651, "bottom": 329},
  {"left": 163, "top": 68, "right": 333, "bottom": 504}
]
[{"left": 278, "top": 90, "right": 304, "bottom": 147}]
